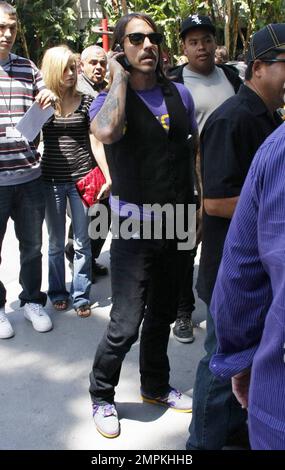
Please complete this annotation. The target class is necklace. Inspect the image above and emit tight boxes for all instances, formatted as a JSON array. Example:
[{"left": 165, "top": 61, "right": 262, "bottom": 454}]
[{"left": 0, "top": 54, "right": 14, "bottom": 126}]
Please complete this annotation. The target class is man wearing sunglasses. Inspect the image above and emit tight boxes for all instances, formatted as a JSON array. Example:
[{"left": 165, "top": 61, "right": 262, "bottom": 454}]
[
  {"left": 186, "top": 23, "right": 285, "bottom": 450},
  {"left": 88, "top": 12, "right": 197, "bottom": 438}
]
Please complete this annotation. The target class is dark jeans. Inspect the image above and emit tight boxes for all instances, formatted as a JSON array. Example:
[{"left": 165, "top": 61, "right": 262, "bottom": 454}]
[
  {"left": 0, "top": 178, "right": 46, "bottom": 306},
  {"left": 89, "top": 237, "right": 188, "bottom": 405},
  {"left": 65, "top": 198, "right": 111, "bottom": 267},
  {"left": 186, "top": 307, "right": 247, "bottom": 449},
  {"left": 176, "top": 246, "right": 197, "bottom": 319}
]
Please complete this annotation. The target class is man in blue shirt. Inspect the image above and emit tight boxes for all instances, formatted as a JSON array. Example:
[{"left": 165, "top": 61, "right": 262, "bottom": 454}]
[
  {"left": 187, "top": 23, "right": 285, "bottom": 449},
  {"left": 210, "top": 120, "right": 285, "bottom": 449}
]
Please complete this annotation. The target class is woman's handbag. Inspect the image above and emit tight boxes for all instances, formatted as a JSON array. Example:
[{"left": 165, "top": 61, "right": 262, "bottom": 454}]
[{"left": 75, "top": 166, "right": 106, "bottom": 207}]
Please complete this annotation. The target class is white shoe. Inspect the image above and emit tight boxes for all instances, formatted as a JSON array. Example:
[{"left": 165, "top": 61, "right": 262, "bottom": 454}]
[
  {"left": 0, "top": 307, "right": 14, "bottom": 339},
  {"left": 24, "top": 303, "right": 53, "bottom": 332}
]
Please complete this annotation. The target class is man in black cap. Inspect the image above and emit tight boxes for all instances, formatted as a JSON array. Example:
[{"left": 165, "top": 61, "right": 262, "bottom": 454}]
[
  {"left": 172, "top": 14, "right": 241, "bottom": 133},
  {"left": 169, "top": 15, "right": 241, "bottom": 344},
  {"left": 186, "top": 23, "right": 285, "bottom": 450}
]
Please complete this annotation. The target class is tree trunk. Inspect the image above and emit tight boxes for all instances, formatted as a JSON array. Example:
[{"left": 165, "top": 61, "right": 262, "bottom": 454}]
[
  {"left": 224, "top": 0, "right": 232, "bottom": 54},
  {"left": 17, "top": 17, "right": 30, "bottom": 58},
  {"left": 121, "top": 0, "right": 128, "bottom": 15},
  {"left": 207, "top": 0, "right": 217, "bottom": 23},
  {"left": 232, "top": 2, "right": 240, "bottom": 59}
]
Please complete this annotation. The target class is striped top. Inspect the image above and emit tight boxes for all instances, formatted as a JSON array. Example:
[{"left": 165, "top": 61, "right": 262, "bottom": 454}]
[
  {"left": 210, "top": 122, "right": 285, "bottom": 447},
  {"left": 0, "top": 53, "right": 45, "bottom": 186},
  {"left": 41, "top": 94, "right": 94, "bottom": 183}
]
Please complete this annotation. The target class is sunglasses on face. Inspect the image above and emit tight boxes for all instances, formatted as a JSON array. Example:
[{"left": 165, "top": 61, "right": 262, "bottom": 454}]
[{"left": 124, "top": 32, "right": 163, "bottom": 46}]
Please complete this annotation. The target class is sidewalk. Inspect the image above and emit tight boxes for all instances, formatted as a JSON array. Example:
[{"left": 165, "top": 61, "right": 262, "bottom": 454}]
[{"left": 0, "top": 219, "right": 206, "bottom": 450}]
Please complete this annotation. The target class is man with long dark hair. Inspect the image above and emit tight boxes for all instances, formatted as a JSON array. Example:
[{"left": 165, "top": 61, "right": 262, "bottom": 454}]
[{"left": 88, "top": 12, "right": 197, "bottom": 438}]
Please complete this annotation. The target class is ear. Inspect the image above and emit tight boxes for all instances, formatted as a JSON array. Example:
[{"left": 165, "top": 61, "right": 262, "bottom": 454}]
[
  {"left": 252, "top": 59, "right": 264, "bottom": 78},
  {"left": 182, "top": 41, "right": 188, "bottom": 57}
]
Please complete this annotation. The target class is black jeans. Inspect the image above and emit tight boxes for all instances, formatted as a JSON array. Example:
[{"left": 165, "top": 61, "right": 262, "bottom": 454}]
[
  {"left": 186, "top": 307, "right": 247, "bottom": 449},
  {"left": 0, "top": 178, "right": 46, "bottom": 306},
  {"left": 176, "top": 246, "right": 197, "bottom": 319},
  {"left": 0, "top": 280, "right": 6, "bottom": 308},
  {"left": 89, "top": 237, "right": 188, "bottom": 404}
]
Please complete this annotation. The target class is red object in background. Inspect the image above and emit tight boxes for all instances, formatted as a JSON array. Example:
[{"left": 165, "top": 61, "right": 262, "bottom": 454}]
[{"left": 102, "top": 18, "right": 109, "bottom": 52}]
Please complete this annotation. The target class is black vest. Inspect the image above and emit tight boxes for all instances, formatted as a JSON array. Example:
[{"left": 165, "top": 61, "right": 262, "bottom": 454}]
[{"left": 104, "top": 82, "right": 194, "bottom": 205}]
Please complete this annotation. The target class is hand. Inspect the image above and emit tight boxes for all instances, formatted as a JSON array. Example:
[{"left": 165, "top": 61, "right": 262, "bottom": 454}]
[
  {"left": 97, "top": 179, "right": 112, "bottom": 201},
  {"left": 232, "top": 369, "right": 251, "bottom": 409},
  {"left": 35, "top": 89, "right": 57, "bottom": 110},
  {"left": 107, "top": 51, "right": 130, "bottom": 79}
]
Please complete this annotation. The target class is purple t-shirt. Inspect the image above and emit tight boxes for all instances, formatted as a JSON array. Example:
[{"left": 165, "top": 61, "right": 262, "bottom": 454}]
[
  {"left": 89, "top": 82, "right": 197, "bottom": 133},
  {"left": 89, "top": 82, "right": 197, "bottom": 219}
]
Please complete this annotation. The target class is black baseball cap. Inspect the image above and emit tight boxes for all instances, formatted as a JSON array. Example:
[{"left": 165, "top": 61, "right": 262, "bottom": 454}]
[
  {"left": 180, "top": 15, "right": 216, "bottom": 40},
  {"left": 247, "top": 23, "right": 285, "bottom": 62}
]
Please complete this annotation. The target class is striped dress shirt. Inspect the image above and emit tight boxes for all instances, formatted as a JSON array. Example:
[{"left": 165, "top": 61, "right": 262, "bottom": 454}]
[
  {"left": 0, "top": 53, "right": 44, "bottom": 186},
  {"left": 210, "top": 122, "right": 285, "bottom": 449}
]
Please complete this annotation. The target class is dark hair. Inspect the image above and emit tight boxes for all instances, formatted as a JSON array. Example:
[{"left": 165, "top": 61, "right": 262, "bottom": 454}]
[
  {"left": 245, "top": 49, "right": 283, "bottom": 80},
  {"left": 0, "top": 1, "right": 16, "bottom": 15},
  {"left": 111, "top": 12, "right": 167, "bottom": 85},
  {"left": 215, "top": 45, "right": 229, "bottom": 63}
]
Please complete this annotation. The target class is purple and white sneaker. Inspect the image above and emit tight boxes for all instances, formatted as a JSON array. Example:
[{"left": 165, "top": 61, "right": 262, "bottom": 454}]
[
  {"left": 141, "top": 387, "right": 192, "bottom": 412},
  {"left": 92, "top": 403, "right": 120, "bottom": 438}
]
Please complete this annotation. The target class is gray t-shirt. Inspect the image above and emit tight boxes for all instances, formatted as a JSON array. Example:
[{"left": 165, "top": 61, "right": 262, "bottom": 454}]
[{"left": 183, "top": 66, "right": 235, "bottom": 134}]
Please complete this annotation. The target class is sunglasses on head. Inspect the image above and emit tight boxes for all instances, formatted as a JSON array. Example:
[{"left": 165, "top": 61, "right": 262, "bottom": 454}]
[{"left": 124, "top": 32, "right": 163, "bottom": 46}]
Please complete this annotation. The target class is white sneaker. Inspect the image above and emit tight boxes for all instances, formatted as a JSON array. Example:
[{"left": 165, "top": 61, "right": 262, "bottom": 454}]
[
  {"left": 0, "top": 307, "right": 14, "bottom": 339},
  {"left": 24, "top": 303, "right": 53, "bottom": 332}
]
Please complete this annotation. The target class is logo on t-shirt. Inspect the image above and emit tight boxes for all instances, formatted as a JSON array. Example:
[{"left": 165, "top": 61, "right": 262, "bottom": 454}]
[{"left": 157, "top": 113, "right": 169, "bottom": 131}]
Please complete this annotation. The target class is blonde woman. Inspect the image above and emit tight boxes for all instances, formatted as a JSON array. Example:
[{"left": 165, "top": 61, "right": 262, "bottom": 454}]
[{"left": 41, "top": 45, "right": 93, "bottom": 317}]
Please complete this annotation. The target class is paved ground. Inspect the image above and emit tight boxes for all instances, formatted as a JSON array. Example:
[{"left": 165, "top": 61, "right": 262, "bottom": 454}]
[{"left": 0, "top": 219, "right": 207, "bottom": 450}]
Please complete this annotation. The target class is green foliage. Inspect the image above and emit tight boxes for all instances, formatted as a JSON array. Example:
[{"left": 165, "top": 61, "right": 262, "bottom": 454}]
[
  {"left": 11, "top": 0, "right": 80, "bottom": 65},
  {"left": 8, "top": 0, "right": 285, "bottom": 65}
]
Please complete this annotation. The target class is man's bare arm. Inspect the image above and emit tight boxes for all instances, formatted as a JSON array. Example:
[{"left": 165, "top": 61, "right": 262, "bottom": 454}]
[
  {"left": 204, "top": 196, "right": 239, "bottom": 219},
  {"left": 91, "top": 58, "right": 129, "bottom": 144},
  {"left": 89, "top": 133, "right": 112, "bottom": 200}
]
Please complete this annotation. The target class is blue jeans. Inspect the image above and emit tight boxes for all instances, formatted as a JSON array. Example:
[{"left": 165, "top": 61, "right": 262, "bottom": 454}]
[
  {"left": 44, "top": 182, "right": 91, "bottom": 308},
  {"left": 0, "top": 178, "right": 46, "bottom": 306},
  {"left": 186, "top": 307, "right": 247, "bottom": 449},
  {"left": 89, "top": 236, "right": 189, "bottom": 405}
]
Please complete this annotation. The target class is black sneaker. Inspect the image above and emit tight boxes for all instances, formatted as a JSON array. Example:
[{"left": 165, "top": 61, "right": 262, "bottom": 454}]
[
  {"left": 93, "top": 262, "right": 108, "bottom": 276},
  {"left": 173, "top": 317, "right": 194, "bottom": 343}
]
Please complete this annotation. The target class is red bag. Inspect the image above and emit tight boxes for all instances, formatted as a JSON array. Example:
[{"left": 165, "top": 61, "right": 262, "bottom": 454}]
[{"left": 75, "top": 166, "right": 106, "bottom": 207}]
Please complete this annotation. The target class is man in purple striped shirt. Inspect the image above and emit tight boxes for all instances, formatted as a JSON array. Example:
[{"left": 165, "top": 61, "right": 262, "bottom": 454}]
[
  {"left": 210, "top": 121, "right": 285, "bottom": 449},
  {"left": 0, "top": 2, "right": 55, "bottom": 339}
]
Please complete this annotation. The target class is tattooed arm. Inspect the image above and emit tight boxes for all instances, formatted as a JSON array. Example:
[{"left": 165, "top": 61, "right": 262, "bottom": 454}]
[{"left": 91, "top": 57, "right": 129, "bottom": 144}]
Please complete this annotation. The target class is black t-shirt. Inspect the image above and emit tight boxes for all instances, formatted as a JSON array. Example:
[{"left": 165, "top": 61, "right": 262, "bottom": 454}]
[{"left": 197, "top": 84, "right": 282, "bottom": 305}]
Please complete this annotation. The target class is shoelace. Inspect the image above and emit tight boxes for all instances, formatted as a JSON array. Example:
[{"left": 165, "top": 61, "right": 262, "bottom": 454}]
[
  {"left": 27, "top": 304, "right": 45, "bottom": 316},
  {"left": 177, "top": 317, "right": 192, "bottom": 329},
  {"left": 163, "top": 388, "right": 182, "bottom": 406},
  {"left": 168, "top": 388, "right": 181, "bottom": 399},
  {"left": 93, "top": 404, "right": 116, "bottom": 417}
]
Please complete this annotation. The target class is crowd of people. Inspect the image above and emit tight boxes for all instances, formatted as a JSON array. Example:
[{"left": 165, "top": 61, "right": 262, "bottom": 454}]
[{"left": 0, "top": 0, "right": 285, "bottom": 450}]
